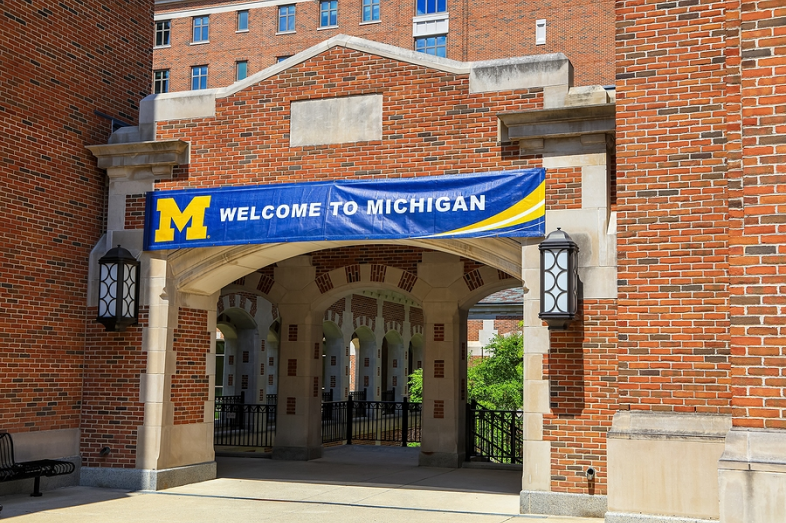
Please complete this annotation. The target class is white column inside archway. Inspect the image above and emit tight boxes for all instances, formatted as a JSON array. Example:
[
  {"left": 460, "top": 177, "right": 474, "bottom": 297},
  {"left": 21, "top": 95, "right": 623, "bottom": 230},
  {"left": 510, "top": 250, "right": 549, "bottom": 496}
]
[
  {"left": 353, "top": 326, "right": 377, "bottom": 400},
  {"left": 384, "top": 331, "right": 406, "bottom": 401},
  {"left": 322, "top": 320, "right": 346, "bottom": 401}
]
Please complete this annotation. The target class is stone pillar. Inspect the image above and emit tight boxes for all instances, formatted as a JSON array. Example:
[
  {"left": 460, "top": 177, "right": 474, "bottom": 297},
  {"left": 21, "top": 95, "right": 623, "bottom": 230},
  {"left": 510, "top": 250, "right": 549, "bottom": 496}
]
[
  {"left": 519, "top": 242, "right": 552, "bottom": 496},
  {"left": 418, "top": 252, "right": 466, "bottom": 468},
  {"left": 271, "top": 257, "right": 324, "bottom": 460}
]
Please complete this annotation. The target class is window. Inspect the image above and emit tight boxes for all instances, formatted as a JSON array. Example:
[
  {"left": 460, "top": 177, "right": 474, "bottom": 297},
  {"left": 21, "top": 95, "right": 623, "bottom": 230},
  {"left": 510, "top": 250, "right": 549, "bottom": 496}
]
[
  {"left": 536, "top": 19, "right": 546, "bottom": 45},
  {"left": 192, "top": 16, "right": 209, "bottom": 42},
  {"left": 155, "top": 20, "right": 171, "bottom": 47},
  {"left": 416, "top": 0, "right": 446, "bottom": 16},
  {"left": 320, "top": 1, "right": 338, "bottom": 27},
  {"left": 362, "top": 0, "right": 380, "bottom": 22},
  {"left": 415, "top": 35, "right": 446, "bottom": 57},
  {"left": 191, "top": 65, "right": 208, "bottom": 90},
  {"left": 237, "top": 10, "right": 249, "bottom": 31},
  {"left": 153, "top": 69, "right": 169, "bottom": 94},
  {"left": 277, "top": 55, "right": 292, "bottom": 63},
  {"left": 278, "top": 5, "right": 295, "bottom": 32},
  {"left": 236, "top": 61, "right": 248, "bottom": 81}
]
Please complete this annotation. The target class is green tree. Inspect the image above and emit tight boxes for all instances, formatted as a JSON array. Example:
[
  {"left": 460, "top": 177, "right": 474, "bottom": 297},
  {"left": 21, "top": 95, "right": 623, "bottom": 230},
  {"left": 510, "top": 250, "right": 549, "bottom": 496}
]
[
  {"left": 467, "top": 330, "right": 523, "bottom": 411},
  {"left": 407, "top": 368, "right": 423, "bottom": 402}
]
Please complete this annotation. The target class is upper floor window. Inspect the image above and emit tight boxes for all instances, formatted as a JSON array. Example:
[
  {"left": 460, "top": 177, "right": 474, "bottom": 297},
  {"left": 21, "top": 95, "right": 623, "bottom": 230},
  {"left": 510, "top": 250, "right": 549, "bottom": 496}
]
[
  {"left": 191, "top": 65, "right": 208, "bottom": 90},
  {"left": 192, "top": 16, "right": 209, "bottom": 42},
  {"left": 362, "top": 0, "right": 380, "bottom": 22},
  {"left": 416, "top": 0, "right": 446, "bottom": 16},
  {"left": 320, "top": 1, "right": 338, "bottom": 27},
  {"left": 279, "top": 5, "right": 296, "bottom": 32},
  {"left": 236, "top": 61, "right": 248, "bottom": 81},
  {"left": 277, "top": 55, "right": 292, "bottom": 63},
  {"left": 415, "top": 35, "right": 446, "bottom": 57},
  {"left": 237, "top": 10, "right": 249, "bottom": 31},
  {"left": 153, "top": 69, "right": 169, "bottom": 94},
  {"left": 155, "top": 20, "right": 171, "bottom": 47}
]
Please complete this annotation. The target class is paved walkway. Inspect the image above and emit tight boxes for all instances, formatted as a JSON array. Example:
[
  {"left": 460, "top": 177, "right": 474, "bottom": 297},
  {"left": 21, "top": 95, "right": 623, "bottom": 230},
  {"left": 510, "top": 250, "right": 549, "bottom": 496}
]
[{"left": 0, "top": 446, "right": 603, "bottom": 522}]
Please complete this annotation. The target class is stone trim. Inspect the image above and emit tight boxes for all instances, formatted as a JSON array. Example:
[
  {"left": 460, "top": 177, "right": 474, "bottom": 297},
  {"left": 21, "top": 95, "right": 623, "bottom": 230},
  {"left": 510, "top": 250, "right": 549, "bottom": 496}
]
[
  {"left": 608, "top": 411, "right": 731, "bottom": 443},
  {"left": 605, "top": 512, "right": 717, "bottom": 523},
  {"left": 80, "top": 461, "right": 216, "bottom": 491},
  {"left": 520, "top": 490, "right": 607, "bottom": 518}
]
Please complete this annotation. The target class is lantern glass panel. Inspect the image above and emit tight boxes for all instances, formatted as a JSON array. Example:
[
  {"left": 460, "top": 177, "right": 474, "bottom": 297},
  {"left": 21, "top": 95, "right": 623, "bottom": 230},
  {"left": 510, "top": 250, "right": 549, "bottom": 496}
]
[
  {"left": 121, "top": 264, "right": 137, "bottom": 318},
  {"left": 98, "top": 263, "right": 118, "bottom": 318}
]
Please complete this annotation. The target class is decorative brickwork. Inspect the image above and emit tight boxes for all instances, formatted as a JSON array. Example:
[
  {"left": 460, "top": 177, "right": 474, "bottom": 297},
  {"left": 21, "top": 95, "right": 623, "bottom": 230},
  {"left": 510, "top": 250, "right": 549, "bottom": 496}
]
[
  {"left": 313, "top": 377, "right": 319, "bottom": 398},
  {"left": 434, "top": 400, "right": 445, "bottom": 419},
  {"left": 256, "top": 274, "right": 274, "bottom": 294},
  {"left": 434, "top": 360, "right": 445, "bottom": 378},
  {"left": 311, "top": 246, "right": 428, "bottom": 277},
  {"left": 286, "top": 397, "right": 296, "bottom": 415},
  {"left": 352, "top": 294, "right": 378, "bottom": 328},
  {"left": 463, "top": 269, "right": 484, "bottom": 291},
  {"left": 315, "top": 272, "right": 333, "bottom": 294},
  {"left": 398, "top": 271, "right": 418, "bottom": 293},
  {"left": 288, "top": 324, "right": 298, "bottom": 342},
  {"left": 434, "top": 324, "right": 445, "bottom": 342},
  {"left": 171, "top": 308, "right": 211, "bottom": 425},
  {"left": 370, "top": 264, "right": 386, "bottom": 282},
  {"left": 314, "top": 342, "right": 320, "bottom": 360},
  {"left": 345, "top": 264, "right": 360, "bottom": 283}
]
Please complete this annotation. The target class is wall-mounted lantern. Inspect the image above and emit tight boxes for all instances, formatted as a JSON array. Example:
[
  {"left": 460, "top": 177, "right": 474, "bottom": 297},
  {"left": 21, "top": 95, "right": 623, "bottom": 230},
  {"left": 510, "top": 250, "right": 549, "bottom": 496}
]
[
  {"left": 539, "top": 228, "right": 579, "bottom": 330},
  {"left": 97, "top": 245, "right": 140, "bottom": 331}
]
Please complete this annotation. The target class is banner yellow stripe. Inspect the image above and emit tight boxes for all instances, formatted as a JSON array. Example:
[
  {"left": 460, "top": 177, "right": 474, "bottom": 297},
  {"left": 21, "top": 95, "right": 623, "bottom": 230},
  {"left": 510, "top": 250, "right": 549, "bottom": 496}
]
[{"left": 425, "top": 181, "right": 545, "bottom": 238}]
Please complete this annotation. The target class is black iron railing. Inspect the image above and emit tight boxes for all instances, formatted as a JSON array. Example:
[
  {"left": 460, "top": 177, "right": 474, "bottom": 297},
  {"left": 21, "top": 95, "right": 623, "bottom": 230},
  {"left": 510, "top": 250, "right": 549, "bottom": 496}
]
[
  {"left": 466, "top": 401, "right": 523, "bottom": 464},
  {"left": 321, "top": 397, "right": 422, "bottom": 446},
  {"left": 214, "top": 403, "right": 276, "bottom": 447}
]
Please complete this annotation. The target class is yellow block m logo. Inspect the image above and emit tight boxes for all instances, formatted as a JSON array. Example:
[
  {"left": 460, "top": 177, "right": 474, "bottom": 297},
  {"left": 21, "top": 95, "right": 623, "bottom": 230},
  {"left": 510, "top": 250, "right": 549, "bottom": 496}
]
[{"left": 154, "top": 196, "right": 212, "bottom": 243}]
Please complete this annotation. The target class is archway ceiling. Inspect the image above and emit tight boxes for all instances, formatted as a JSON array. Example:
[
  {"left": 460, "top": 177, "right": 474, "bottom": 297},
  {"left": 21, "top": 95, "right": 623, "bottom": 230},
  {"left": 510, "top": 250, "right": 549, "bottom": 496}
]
[{"left": 169, "top": 238, "right": 524, "bottom": 296}]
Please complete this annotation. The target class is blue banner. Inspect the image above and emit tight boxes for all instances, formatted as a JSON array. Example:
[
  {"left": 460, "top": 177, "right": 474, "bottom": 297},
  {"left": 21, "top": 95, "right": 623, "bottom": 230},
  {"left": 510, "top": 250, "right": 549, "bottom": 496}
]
[{"left": 143, "top": 169, "right": 545, "bottom": 251}]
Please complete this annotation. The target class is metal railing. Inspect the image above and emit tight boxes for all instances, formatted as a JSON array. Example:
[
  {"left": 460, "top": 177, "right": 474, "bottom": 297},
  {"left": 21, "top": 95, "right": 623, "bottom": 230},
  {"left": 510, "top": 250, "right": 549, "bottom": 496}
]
[
  {"left": 214, "top": 403, "right": 276, "bottom": 447},
  {"left": 322, "top": 397, "right": 422, "bottom": 446},
  {"left": 466, "top": 401, "right": 523, "bottom": 464}
]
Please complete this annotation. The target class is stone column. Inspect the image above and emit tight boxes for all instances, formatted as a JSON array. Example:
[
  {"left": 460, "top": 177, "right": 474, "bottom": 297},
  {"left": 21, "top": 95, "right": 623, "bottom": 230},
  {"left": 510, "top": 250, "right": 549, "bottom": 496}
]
[
  {"left": 520, "top": 242, "right": 552, "bottom": 495},
  {"left": 271, "top": 257, "right": 324, "bottom": 460},
  {"left": 418, "top": 252, "right": 466, "bottom": 467}
]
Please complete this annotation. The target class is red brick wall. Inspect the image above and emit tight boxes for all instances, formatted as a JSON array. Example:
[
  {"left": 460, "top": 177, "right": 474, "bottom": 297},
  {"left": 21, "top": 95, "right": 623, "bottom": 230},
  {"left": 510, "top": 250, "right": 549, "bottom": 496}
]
[
  {"left": 171, "top": 308, "right": 211, "bottom": 424},
  {"left": 615, "top": 0, "right": 731, "bottom": 414},
  {"left": 728, "top": 0, "right": 786, "bottom": 429},
  {"left": 543, "top": 300, "right": 617, "bottom": 494},
  {"left": 0, "top": 2, "right": 152, "bottom": 436},
  {"left": 546, "top": 167, "right": 582, "bottom": 210},
  {"left": 155, "top": 47, "right": 543, "bottom": 186},
  {"left": 311, "top": 246, "right": 429, "bottom": 277},
  {"left": 351, "top": 294, "right": 378, "bottom": 325},
  {"left": 81, "top": 309, "right": 148, "bottom": 468},
  {"left": 153, "top": 0, "right": 613, "bottom": 92}
]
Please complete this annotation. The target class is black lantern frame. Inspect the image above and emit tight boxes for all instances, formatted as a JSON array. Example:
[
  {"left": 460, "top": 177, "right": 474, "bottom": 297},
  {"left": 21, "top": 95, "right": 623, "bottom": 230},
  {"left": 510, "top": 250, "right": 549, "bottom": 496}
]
[
  {"left": 97, "top": 245, "right": 140, "bottom": 331},
  {"left": 539, "top": 228, "right": 579, "bottom": 330}
]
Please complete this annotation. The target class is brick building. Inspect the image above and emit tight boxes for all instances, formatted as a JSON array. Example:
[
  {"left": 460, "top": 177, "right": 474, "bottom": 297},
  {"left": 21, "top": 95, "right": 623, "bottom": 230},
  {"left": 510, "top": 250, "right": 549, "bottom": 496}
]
[
  {"left": 1, "top": 1, "right": 785, "bottom": 523},
  {"left": 152, "top": 0, "right": 615, "bottom": 92}
]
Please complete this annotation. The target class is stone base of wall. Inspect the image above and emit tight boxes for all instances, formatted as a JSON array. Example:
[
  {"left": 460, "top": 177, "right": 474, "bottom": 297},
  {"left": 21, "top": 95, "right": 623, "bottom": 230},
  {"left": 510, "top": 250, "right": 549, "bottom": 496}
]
[
  {"left": 80, "top": 461, "right": 216, "bottom": 491},
  {"left": 719, "top": 428, "right": 786, "bottom": 523},
  {"left": 520, "top": 490, "right": 607, "bottom": 518},
  {"left": 605, "top": 512, "right": 717, "bottom": 523}
]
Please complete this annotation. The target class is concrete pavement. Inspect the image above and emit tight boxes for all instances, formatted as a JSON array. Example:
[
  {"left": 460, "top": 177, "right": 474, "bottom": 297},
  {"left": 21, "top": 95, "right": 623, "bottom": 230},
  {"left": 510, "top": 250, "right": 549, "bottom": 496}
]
[{"left": 0, "top": 445, "right": 604, "bottom": 522}]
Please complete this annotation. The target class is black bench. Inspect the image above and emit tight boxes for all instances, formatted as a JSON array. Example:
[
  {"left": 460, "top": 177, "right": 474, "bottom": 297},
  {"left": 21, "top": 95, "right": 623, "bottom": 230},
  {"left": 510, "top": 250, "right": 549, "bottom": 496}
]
[{"left": 0, "top": 432, "right": 76, "bottom": 497}]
